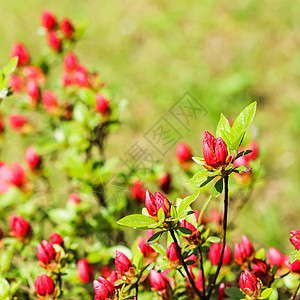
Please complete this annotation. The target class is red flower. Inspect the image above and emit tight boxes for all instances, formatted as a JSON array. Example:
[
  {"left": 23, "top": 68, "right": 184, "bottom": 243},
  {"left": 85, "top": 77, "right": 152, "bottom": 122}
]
[
  {"left": 78, "top": 258, "right": 94, "bottom": 284},
  {"left": 290, "top": 230, "right": 300, "bottom": 250},
  {"left": 209, "top": 243, "right": 231, "bottom": 265},
  {"left": 47, "top": 31, "right": 62, "bottom": 52},
  {"left": 203, "top": 131, "right": 228, "bottom": 169},
  {"left": 61, "top": 18, "right": 75, "bottom": 39},
  {"left": 50, "top": 232, "right": 64, "bottom": 249},
  {"left": 35, "top": 274, "right": 56, "bottom": 298},
  {"left": 26, "top": 80, "right": 40, "bottom": 104},
  {"left": 9, "top": 75, "right": 24, "bottom": 93},
  {"left": 10, "top": 42, "right": 30, "bottom": 66},
  {"left": 63, "top": 53, "right": 78, "bottom": 72},
  {"left": 62, "top": 72, "right": 73, "bottom": 86},
  {"left": 9, "top": 114, "right": 27, "bottom": 132},
  {"left": 166, "top": 242, "right": 180, "bottom": 262},
  {"left": 234, "top": 235, "right": 255, "bottom": 265},
  {"left": 42, "top": 90, "right": 59, "bottom": 115},
  {"left": 130, "top": 179, "right": 146, "bottom": 203},
  {"left": 40, "top": 10, "right": 57, "bottom": 31},
  {"left": 176, "top": 142, "right": 192, "bottom": 163},
  {"left": 145, "top": 190, "right": 171, "bottom": 218},
  {"left": 245, "top": 141, "right": 259, "bottom": 161},
  {"left": 115, "top": 250, "right": 132, "bottom": 274},
  {"left": 267, "top": 248, "right": 286, "bottom": 269},
  {"left": 218, "top": 282, "right": 229, "bottom": 300},
  {"left": 74, "top": 65, "right": 89, "bottom": 87},
  {"left": 69, "top": 193, "right": 81, "bottom": 205},
  {"left": 9, "top": 214, "right": 32, "bottom": 241},
  {"left": 95, "top": 93, "right": 110, "bottom": 115},
  {"left": 138, "top": 236, "right": 156, "bottom": 257},
  {"left": 37, "top": 240, "right": 57, "bottom": 265},
  {"left": 93, "top": 276, "right": 115, "bottom": 300},
  {"left": 25, "top": 147, "right": 41, "bottom": 170},
  {"left": 239, "top": 270, "right": 261, "bottom": 298},
  {"left": 150, "top": 269, "right": 166, "bottom": 291},
  {"left": 158, "top": 173, "right": 172, "bottom": 194},
  {"left": 195, "top": 270, "right": 204, "bottom": 292},
  {"left": 9, "top": 162, "right": 27, "bottom": 188},
  {"left": 288, "top": 260, "right": 300, "bottom": 274},
  {"left": 23, "top": 66, "right": 45, "bottom": 84},
  {"left": 252, "top": 258, "right": 269, "bottom": 280}
]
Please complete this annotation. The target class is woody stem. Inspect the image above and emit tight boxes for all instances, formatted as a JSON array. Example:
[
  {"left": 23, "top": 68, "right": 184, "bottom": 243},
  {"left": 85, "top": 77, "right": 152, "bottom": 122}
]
[
  {"left": 197, "top": 247, "right": 206, "bottom": 297},
  {"left": 206, "top": 174, "right": 229, "bottom": 299},
  {"left": 291, "top": 281, "right": 300, "bottom": 300},
  {"left": 169, "top": 229, "right": 203, "bottom": 300}
]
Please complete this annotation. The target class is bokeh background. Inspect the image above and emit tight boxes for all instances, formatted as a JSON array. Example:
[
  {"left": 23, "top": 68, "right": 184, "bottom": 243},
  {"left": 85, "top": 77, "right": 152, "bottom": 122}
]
[{"left": 1, "top": 0, "right": 300, "bottom": 251}]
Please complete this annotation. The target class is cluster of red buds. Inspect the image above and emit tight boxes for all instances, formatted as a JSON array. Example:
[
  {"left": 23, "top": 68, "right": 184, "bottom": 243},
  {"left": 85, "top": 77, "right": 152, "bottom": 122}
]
[
  {"left": 234, "top": 235, "right": 255, "bottom": 268},
  {"left": 149, "top": 269, "right": 172, "bottom": 300},
  {"left": 9, "top": 214, "right": 32, "bottom": 242},
  {"left": 239, "top": 270, "right": 262, "bottom": 299},
  {"left": 35, "top": 274, "right": 58, "bottom": 300}
]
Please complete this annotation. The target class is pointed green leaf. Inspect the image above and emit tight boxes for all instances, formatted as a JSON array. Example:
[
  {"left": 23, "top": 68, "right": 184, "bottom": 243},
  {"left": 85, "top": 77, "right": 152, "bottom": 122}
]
[
  {"left": 3, "top": 57, "right": 18, "bottom": 76},
  {"left": 224, "top": 287, "right": 244, "bottom": 299},
  {"left": 212, "top": 178, "right": 223, "bottom": 198},
  {"left": 192, "top": 157, "right": 205, "bottom": 165},
  {"left": 147, "top": 231, "right": 164, "bottom": 244},
  {"left": 176, "top": 227, "right": 192, "bottom": 237},
  {"left": 188, "top": 170, "right": 211, "bottom": 184},
  {"left": 177, "top": 191, "right": 200, "bottom": 218},
  {"left": 198, "top": 196, "right": 212, "bottom": 227},
  {"left": 261, "top": 288, "right": 273, "bottom": 299},
  {"left": 117, "top": 214, "right": 157, "bottom": 228},
  {"left": 216, "top": 113, "right": 231, "bottom": 138}
]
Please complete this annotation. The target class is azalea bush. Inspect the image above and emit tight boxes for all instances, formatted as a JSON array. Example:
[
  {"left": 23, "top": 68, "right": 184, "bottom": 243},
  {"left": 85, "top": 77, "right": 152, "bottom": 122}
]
[{"left": 0, "top": 9, "right": 299, "bottom": 300}]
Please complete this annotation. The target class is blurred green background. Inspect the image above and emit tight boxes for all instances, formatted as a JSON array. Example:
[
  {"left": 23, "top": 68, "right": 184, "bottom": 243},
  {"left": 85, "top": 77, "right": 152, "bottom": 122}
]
[{"left": 1, "top": 0, "right": 300, "bottom": 251}]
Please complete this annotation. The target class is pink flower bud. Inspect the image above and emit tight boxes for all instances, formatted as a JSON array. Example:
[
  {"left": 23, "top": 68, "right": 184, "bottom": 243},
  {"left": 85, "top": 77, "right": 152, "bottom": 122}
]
[
  {"left": 130, "top": 179, "right": 146, "bottom": 204},
  {"left": 37, "top": 240, "right": 57, "bottom": 265},
  {"left": 69, "top": 193, "right": 80, "bottom": 205},
  {"left": 78, "top": 258, "right": 94, "bottom": 284},
  {"left": 239, "top": 270, "right": 260, "bottom": 298},
  {"left": 203, "top": 131, "right": 228, "bottom": 168},
  {"left": 180, "top": 219, "right": 198, "bottom": 239},
  {"left": 288, "top": 259, "right": 300, "bottom": 274},
  {"left": 209, "top": 243, "right": 231, "bottom": 265},
  {"left": 74, "top": 65, "right": 89, "bottom": 87},
  {"left": 9, "top": 162, "right": 27, "bottom": 188},
  {"left": 138, "top": 237, "right": 156, "bottom": 257},
  {"left": 62, "top": 72, "right": 73, "bottom": 86},
  {"left": 40, "top": 10, "right": 57, "bottom": 31},
  {"left": 9, "top": 114, "right": 27, "bottom": 132},
  {"left": 267, "top": 248, "right": 286, "bottom": 269},
  {"left": 42, "top": 90, "right": 59, "bottom": 114},
  {"left": 9, "top": 75, "right": 24, "bottom": 93},
  {"left": 233, "top": 155, "right": 249, "bottom": 169},
  {"left": 158, "top": 173, "right": 171, "bottom": 194},
  {"left": 252, "top": 258, "right": 269, "bottom": 279},
  {"left": 9, "top": 214, "right": 32, "bottom": 241},
  {"left": 35, "top": 274, "right": 56, "bottom": 297},
  {"left": 176, "top": 142, "right": 192, "bottom": 163},
  {"left": 50, "top": 232, "right": 64, "bottom": 249},
  {"left": 25, "top": 147, "right": 41, "bottom": 170},
  {"left": 23, "top": 66, "right": 45, "bottom": 84},
  {"left": 63, "top": 53, "right": 78, "bottom": 72},
  {"left": 195, "top": 270, "right": 204, "bottom": 292},
  {"left": 61, "top": 18, "right": 75, "bottom": 39},
  {"left": 245, "top": 141, "right": 259, "bottom": 161},
  {"left": 290, "top": 230, "right": 300, "bottom": 250},
  {"left": 150, "top": 270, "right": 166, "bottom": 291},
  {"left": 109, "top": 270, "right": 118, "bottom": 286},
  {"left": 95, "top": 93, "right": 110, "bottom": 115},
  {"left": 166, "top": 242, "right": 180, "bottom": 262},
  {"left": 10, "top": 42, "right": 30, "bottom": 66},
  {"left": 93, "top": 276, "right": 115, "bottom": 300},
  {"left": 26, "top": 80, "right": 40, "bottom": 104},
  {"left": 0, "top": 162, "right": 11, "bottom": 193},
  {"left": 47, "top": 31, "right": 62, "bottom": 52},
  {"left": 218, "top": 282, "right": 229, "bottom": 300},
  {"left": 234, "top": 235, "right": 254, "bottom": 264},
  {"left": 115, "top": 250, "right": 132, "bottom": 274}
]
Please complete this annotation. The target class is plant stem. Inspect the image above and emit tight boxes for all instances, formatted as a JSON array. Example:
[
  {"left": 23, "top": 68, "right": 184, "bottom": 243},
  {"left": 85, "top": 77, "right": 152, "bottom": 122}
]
[
  {"left": 169, "top": 229, "right": 203, "bottom": 300},
  {"left": 206, "top": 174, "right": 229, "bottom": 299},
  {"left": 135, "top": 282, "right": 138, "bottom": 300},
  {"left": 197, "top": 247, "right": 206, "bottom": 297},
  {"left": 291, "top": 281, "right": 300, "bottom": 300}
]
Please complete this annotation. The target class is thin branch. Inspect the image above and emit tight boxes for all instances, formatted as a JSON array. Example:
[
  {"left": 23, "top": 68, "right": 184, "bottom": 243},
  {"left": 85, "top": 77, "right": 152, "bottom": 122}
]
[
  {"left": 291, "top": 281, "right": 300, "bottom": 300},
  {"left": 198, "top": 247, "right": 206, "bottom": 297}
]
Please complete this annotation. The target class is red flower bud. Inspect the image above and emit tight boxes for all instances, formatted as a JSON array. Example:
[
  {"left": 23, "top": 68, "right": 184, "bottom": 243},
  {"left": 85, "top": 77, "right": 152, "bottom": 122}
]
[
  {"left": 233, "top": 155, "right": 249, "bottom": 169},
  {"left": 138, "top": 236, "right": 156, "bottom": 257},
  {"left": 0, "top": 162, "right": 11, "bottom": 193},
  {"left": 234, "top": 235, "right": 254, "bottom": 264},
  {"left": 176, "top": 142, "right": 192, "bottom": 163},
  {"left": 145, "top": 190, "right": 171, "bottom": 218},
  {"left": 26, "top": 80, "right": 40, "bottom": 104},
  {"left": 37, "top": 240, "right": 57, "bottom": 265},
  {"left": 100, "top": 265, "right": 112, "bottom": 279},
  {"left": 9, "top": 75, "right": 24, "bottom": 93},
  {"left": 93, "top": 276, "right": 115, "bottom": 300},
  {"left": 0, "top": 113, "right": 4, "bottom": 134},
  {"left": 50, "top": 232, "right": 64, "bottom": 249},
  {"left": 290, "top": 230, "right": 300, "bottom": 250},
  {"left": 267, "top": 248, "right": 286, "bottom": 269},
  {"left": 63, "top": 52, "right": 78, "bottom": 72},
  {"left": 166, "top": 242, "right": 180, "bottom": 262},
  {"left": 69, "top": 193, "right": 80, "bottom": 205},
  {"left": 218, "top": 282, "right": 229, "bottom": 300},
  {"left": 209, "top": 243, "right": 231, "bottom": 265},
  {"left": 158, "top": 173, "right": 172, "bottom": 194},
  {"left": 186, "top": 253, "right": 198, "bottom": 267},
  {"left": 288, "top": 259, "right": 300, "bottom": 274},
  {"left": 47, "top": 31, "right": 62, "bottom": 52},
  {"left": 9, "top": 162, "right": 27, "bottom": 188},
  {"left": 40, "top": 10, "right": 57, "bottom": 31},
  {"left": 115, "top": 250, "right": 132, "bottom": 274},
  {"left": 35, "top": 274, "right": 56, "bottom": 297},
  {"left": 252, "top": 258, "right": 269, "bottom": 279},
  {"left": 42, "top": 90, "right": 59, "bottom": 115},
  {"left": 239, "top": 270, "right": 261, "bottom": 298},
  {"left": 95, "top": 93, "right": 110, "bottom": 115},
  {"left": 78, "top": 258, "right": 94, "bottom": 284},
  {"left": 150, "top": 269, "right": 166, "bottom": 291},
  {"left": 9, "top": 114, "right": 27, "bottom": 132},
  {"left": 203, "top": 132, "right": 228, "bottom": 168},
  {"left": 62, "top": 72, "right": 73, "bottom": 86},
  {"left": 9, "top": 214, "right": 32, "bottom": 241},
  {"left": 23, "top": 66, "right": 45, "bottom": 84},
  {"left": 25, "top": 147, "right": 41, "bottom": 170},
  {"left": 109, "top": 270, "right": 118, "bottom": 286},
  {"left": 245, "top": 141, "right": 258, "bottom": 161},
  {"left": 195, "top": 270, "right": 204, "bottom": 292},
  {"left": 130, "top": 179, "right": 146, "bottom": 204},
  {"left": 61, "top": 18, "right": 75, "bottom": 39},
  {"left": 10, "top": 42, "right": 30, "bottom": 66},
  {"left": 74, "top": 65, "right": 89, "bottom": 87}
]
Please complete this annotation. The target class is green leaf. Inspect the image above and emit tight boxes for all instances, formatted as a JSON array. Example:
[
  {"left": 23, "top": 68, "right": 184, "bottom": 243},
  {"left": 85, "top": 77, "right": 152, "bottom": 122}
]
[
  {"left": 236, "top": 150, "right": 252, "bottom": 159},
  {"left": 216, "top": 113, "right": 231, "bottom": 138},
  {"left": 207, "top": 236, "right": 221, "bottom": 243},
  {"left": 148, "top": 208, "right": 165, "bottom": 228},
  {"left": 79, "top": 88, "right": 96, "bottom": 107},
  {"left": 117, "top": 214, "right": 157, "bottom": 228},
  {"left": 177, "top": 191, "right": 200, "bottom": 218},
  {"left": 133, "top": 248, "right": 143, "bottom": 270},
  {"left": 176, "top": 227, "right": 192, "bottom": 237},
  {"left": 188, "top": 170, "right": 211, "bottom": 184},
  {"left": 230, "top": 132, "right": 245, "bottom": 151},
  {"left": 147, "top": 231, "right": 164, "bottom": 244},
  {"left": 212, "top": 178, "right": 223, "bottom": 198},
  {"left": 0, "top": 277, "right": 10, "bottom": 298},
  {"left": 260, "top": 288, "right": 273, "bottom": 299},
  {"left": 198, "top": 196, "right": 212, "bottom": 227},
  {"left": 170, "top": 205, "right": 177, "bottom": 219},
  {"left": 3, "top": 57, "right": 18, "bottom": 76},
  {"left": 224, "top": 287, "right": 244, "bottom": 299},
  {"left": 167, "top": 269, "right": 176, "bottom": 278},
  {"left": 192, "top": 157, "right": 205, "bottom": 165},
  {"left": 231, "top": 101, "right": 257, "bottom": 139},
  {"left": 220, "top": 129, "right": 234, "bottom": 146},
  {"left": 200, "top": 176, "right": 216, "bottom": 187}
]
